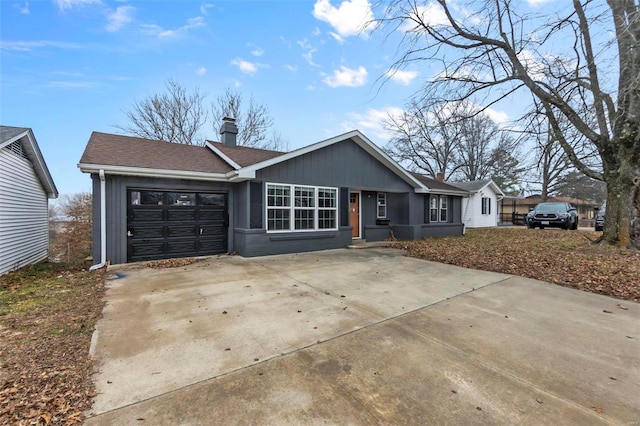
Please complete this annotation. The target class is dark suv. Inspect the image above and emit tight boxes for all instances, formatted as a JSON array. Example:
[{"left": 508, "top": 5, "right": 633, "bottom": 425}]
[
  {"left": 526, "top": 202, "right": 579, "bottom": 230},
  {"left": 594, "top": 202, "right": 606, "bottom": 231}
]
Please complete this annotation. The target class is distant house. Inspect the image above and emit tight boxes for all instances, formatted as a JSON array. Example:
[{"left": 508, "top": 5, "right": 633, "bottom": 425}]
[
  {"left": 78, "top": 121, "right": 470, "bottom": 266},
  {"left": 449, "top": 180, "right": 505, "bottom": 228},
  {"left": 0, "top": 126, "right": 58, "bottom": 275}
]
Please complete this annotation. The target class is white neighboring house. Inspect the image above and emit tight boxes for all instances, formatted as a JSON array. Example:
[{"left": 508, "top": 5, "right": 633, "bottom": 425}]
[
  {"left": 449, "top": 180, "right": 505, "bottom": 228},
  {"left": 0, "top": 126, "right": 58, "bottom": 275}
]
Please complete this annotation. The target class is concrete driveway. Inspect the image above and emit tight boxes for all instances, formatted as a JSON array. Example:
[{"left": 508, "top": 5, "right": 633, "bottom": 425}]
[{"left": 86, "top": 248, "right": 639, "bottom": 425}]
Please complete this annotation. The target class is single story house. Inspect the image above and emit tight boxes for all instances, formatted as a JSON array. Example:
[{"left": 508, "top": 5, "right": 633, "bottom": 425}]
[
  {"left": 449, "top": 180, "right": 505, "bottom": 228},
  {"left": 0, "top": 126, "right": 59, "bottom": 275},
  {"left": 78, "top": 119, "right": 469, "bottom": 266}
]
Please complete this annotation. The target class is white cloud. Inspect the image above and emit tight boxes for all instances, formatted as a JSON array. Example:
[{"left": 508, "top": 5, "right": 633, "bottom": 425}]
[
  {"left": 139, "top": 16, "right": 205, "bottom": 39},
  {"left": 517, "top": 49, "right": 547, "bottom": 81},
  {"left": 106, "top": 5, "right": 134, "bottom": 32},
  {"left": 527, "top": 0, "right": 555, "bottom": 6},
  {"left": 0, "top": 40, "right": 82, "bottom": 52},
  {"left": 297, "top": 39, "right": 319, "bottom": 67},
  {"left": 312, "top": 0, "right": 375, "bottom": 39},
  {"left": 323, "top": 65, "right": 368, "bottom": 88},
  {"left": 285, "top": 64, "right": 298, "bottom": 72},
  {"left": 46, "top": 80, "right": 96, "bottom": 89},
  {"left": 484, "top": 108, "right": 510, "bottom": 124},
  {"left": 195, "top": 66, "right": 207, "bottom": 75},
  {"left": 386, "top": 69, "right": 419, "bottom": 86},
  {"left": 53, "top": 0, "right": 101, "bottom": 11},
  {"left": 200, "top": 3, "right": 214, "bottom": 15},
  {"left": 17, "top": 2, "right": 30, "bottom": 14},
  {"left": 312, "top": 27, "right": 321, "bottom": 36},
  {"left": 231, "top": 58, "right": 259, "bottom": 75},
  {"left": 402, "top": 2, "right": 449, "bottom": 32},
  {"left": 342, "top": 106, "right": 404, "bottom": 140},
  {"left": 250, "top": 48, "right": 264, "bottom": 57}
]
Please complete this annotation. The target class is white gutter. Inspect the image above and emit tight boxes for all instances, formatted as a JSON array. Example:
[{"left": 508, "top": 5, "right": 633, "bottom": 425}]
[{"left": 90, "top": 169, "right": 107, "bottom": 271}]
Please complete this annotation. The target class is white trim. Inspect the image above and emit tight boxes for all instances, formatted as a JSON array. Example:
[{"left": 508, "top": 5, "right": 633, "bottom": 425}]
[
  {"left": 205, "top": 141, "right": 242, "bottom": 170},
  {"left": 265, "top": 182, "right": 339, "bottom": 233},
  {"left": 237, "top": 130, "right": 429, "bottom": 192},
  {"left": 78, "top": 163, "right": 233, "bottom": 182},
  {"left": 377, "top": 192, "right": 387, "bottom": 219},
  {"left": 2, "top": 128, "right": 58, "bottom": 198},
  {"left": 350, "top": 190, "right": 362, "bottom": 239}
]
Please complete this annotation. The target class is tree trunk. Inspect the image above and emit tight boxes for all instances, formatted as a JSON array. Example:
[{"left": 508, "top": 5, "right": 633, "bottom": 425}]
[{"left": 603, "top": 144, "right": 640, "bottom": 248}]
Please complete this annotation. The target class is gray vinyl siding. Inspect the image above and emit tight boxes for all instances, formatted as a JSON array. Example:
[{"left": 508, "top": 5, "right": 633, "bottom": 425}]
[
  {"left": 93, "top": 175, "right": 235, "bottom": 266},
  {"left": 0, "top": 148, "right": 49, "bottom": 275}
]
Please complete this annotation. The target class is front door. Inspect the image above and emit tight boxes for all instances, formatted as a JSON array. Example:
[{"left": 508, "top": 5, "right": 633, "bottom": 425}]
[{"left": 350, "top": 192, "right": 360, "bottom": 238}]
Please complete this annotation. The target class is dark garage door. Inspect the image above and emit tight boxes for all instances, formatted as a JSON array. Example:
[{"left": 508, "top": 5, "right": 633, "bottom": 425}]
[{"left": 127, "top": 190, "right": 228, "bottom": 262}]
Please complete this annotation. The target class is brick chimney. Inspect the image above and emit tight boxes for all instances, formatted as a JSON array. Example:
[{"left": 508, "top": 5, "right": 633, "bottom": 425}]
[
  {"left": 220, "top": 117, "right": 238, "bottom": 147},
  {"left": 436, "top": 172, "right": 444, "bottom": 182}
]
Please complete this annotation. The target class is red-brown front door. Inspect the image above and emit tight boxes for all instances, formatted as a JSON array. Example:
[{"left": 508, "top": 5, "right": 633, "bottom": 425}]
[{"left": 350, "top": 192, "right": 360, "bottom": 238}]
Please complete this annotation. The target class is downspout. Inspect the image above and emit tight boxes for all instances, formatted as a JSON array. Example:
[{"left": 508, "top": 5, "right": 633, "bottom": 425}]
[{"left": 90, "top": 169, "right": 107, "bottom": 271}]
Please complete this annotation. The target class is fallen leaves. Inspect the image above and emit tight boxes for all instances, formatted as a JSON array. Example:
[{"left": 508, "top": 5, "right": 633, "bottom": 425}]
[
  {"left": 145, "top": 258, "right": 199, "bottom": 269},
  {"left": 0, "top": 263, "right": 107, "bottom": 425},
  {"left": 394, "top": 228, "right": 640, "bottom": 303}
]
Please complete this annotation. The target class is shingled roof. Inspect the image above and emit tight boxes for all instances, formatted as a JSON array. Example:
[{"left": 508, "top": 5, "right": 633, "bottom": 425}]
[
  {"left": 409, "top": 172, "right": 469, "bottom": 194},
  {"left": 207, "top": 141, "right": 285, "bottom": 167},
  {"left": 79, "top": 132, "right": 234, "bottom": 174}
]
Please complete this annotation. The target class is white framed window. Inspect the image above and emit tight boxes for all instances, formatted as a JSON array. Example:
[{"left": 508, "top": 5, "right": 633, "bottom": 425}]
[
  {"left": 266, "top": 183, "right": 338, "bottom": 232},
  {"left": 481, "top": 197, "right": 491, "bottom": 215},
  {"left": 429, "top": 195, "right": 449, "bottom": 223},
  {"left": 377, "top": 193, "right": 387, "bottom": 218},
  {"left": 439, "top": 195, "right": 448, "bottom": 222}
]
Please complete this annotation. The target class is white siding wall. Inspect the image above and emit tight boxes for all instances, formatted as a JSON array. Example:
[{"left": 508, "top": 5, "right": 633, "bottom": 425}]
[
  {"left": 0, "top": 148, "right": 49, "bottom": 275},
  {"left": 460, "top": 187, "right": 499, "bottom": 228}
]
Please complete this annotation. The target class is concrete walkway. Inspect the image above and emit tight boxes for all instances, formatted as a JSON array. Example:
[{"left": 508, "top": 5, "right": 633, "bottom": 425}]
[{"left": 86, "top": 248, "right": 639, "bottom": 425}]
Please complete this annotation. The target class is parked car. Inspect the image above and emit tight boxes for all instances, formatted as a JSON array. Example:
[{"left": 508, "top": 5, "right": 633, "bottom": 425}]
[
  {"left": 594, "top": 201, "right": 606, "bottom": 231},
  {"left": 526, "top": 202, "right": 579, "bottom": 230}
]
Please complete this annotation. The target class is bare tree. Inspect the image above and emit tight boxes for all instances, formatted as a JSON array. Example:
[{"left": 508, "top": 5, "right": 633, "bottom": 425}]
[
  {"left": 383, "top": 99, "right": 463, "bottom": 179},
  {"left": 377, "top": 1, "right": 640, "bottom": 247},
  {"left": 212, "top": 88, "right": 285, "bottom": 150},
  {"left": 115, "top": 79, "right": 208, "bottom": 145},
  {"left": 50, "top": 193, "right": 92, "bottom": 262}
]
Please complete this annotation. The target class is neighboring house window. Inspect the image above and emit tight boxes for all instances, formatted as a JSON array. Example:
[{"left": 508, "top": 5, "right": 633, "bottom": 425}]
[
  {"left": 481, "top": 197, "right": 491, "bottom": 215},
  {"left": 429, "top": 195, "right": 448, "bottom": 223},
  {"left": 377, "top": 193, "right": 387, "bottom": 218},
  {"left": 440, "top": 196, "right": 448, "bottom": 222},
  {"left": 266, "top": 183, "right": 337, "bottom": 232}
]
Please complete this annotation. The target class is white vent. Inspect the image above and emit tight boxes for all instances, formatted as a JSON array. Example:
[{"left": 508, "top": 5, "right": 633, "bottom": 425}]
[{"left": 4, "top": 141, "right": 28, "bottom": 160}]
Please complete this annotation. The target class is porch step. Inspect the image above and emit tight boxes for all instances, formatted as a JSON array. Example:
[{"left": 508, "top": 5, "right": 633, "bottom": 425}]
[{"left": 347, "top": 240, "right": 393, "bottom": 249}]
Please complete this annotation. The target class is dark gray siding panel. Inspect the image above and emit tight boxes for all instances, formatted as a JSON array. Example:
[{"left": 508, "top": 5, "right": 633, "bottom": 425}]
[
  {"left": 256, "top": 139, "right": 413, "bottom": 192},
  {"left": 91, "top": 174, "right": 101, "bottom": 265},
  {"left": 102, "top": 176, "right": 235, "bottom": 265},
  {"left": 249, "top": 181, "right": 263, "bottom": 229},
  {"left": 234, "top": 227, "right": 352, "bottom": 257},
  {"left": 340, "top": 187, "right": 349, "bottom": 227}
]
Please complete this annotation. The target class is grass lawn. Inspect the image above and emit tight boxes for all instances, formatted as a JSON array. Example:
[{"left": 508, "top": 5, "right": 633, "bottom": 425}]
[
  {"left": 393, "top": 227, "right": 640, "bottom": 303},
  {"left": 0, "top": 263, "right": 106, "bottom": 425}
]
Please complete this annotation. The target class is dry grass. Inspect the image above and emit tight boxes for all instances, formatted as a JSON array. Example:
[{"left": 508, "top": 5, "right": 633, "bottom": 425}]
[{"left": 393, "top": 227, "right": 640, "bottom": 302}]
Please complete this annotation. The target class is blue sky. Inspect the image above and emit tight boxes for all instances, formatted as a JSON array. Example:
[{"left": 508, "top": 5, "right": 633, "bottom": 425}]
[{"left": 1, "top": 0, "right": 549, "bottom": 197}]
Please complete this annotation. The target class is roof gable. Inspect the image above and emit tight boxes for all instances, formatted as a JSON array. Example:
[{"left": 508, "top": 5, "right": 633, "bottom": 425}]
[
  {"left": 1, "top": 126, "right": 58, "bottom": 198},
  {"left": 206, "top": 141, "right": 284, "bottom": 168},
  {"left": 233, "top": 130, "right": 428, "bottom": 191},
  {"left": 449, "top": 179, "right": 505, "bottom": 196}
]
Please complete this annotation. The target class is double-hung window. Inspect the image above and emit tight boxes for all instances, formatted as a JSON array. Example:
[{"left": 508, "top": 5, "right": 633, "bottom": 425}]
[
  {"left": 267, "top": 183, "right": 337, "bottom": 232},
  {"left": 429, "top": 195, "right": 449, "bottom": 223},
  {"left": 377, "top": 193, "right": 387, "bottom": 218},
  {"left": 481, "top": 197, "right": 491, "bottom": 215}
]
